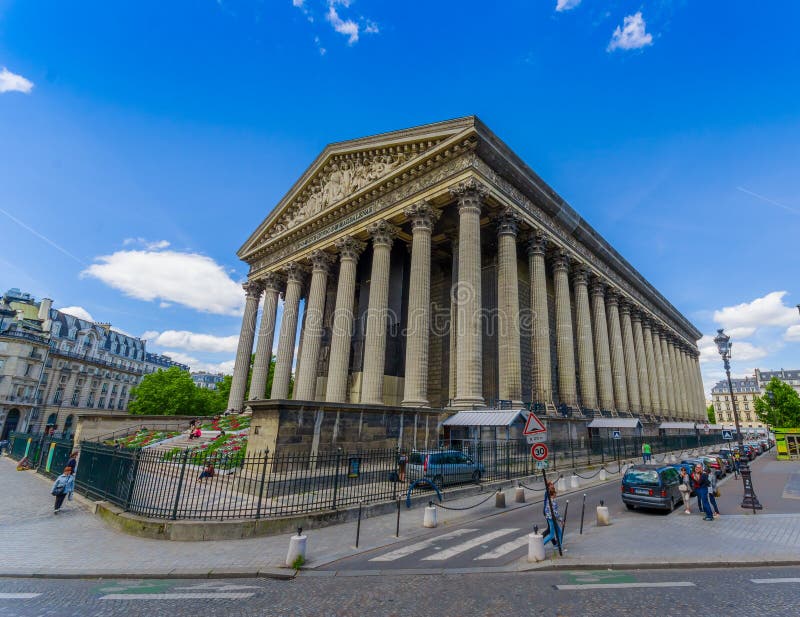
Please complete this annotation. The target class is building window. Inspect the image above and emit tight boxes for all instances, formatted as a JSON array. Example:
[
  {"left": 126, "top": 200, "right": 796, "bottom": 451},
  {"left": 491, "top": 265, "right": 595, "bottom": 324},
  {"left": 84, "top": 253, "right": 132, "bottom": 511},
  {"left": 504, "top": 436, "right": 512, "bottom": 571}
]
[
  {"left": 71, "top": 389, "right": 80, "bottom": 406},
  {"left": 53, "top": 389, "right": 63, "bottom": 404}
]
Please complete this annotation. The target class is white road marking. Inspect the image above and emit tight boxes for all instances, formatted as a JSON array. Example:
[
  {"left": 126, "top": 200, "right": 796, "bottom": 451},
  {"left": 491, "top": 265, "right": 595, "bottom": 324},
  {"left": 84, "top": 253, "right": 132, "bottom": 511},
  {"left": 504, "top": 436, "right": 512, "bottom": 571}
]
[
  {"left": 556, "top": 582, "right": 695, "bottom": 590},
  {"left": 474, "top": 535, "right": 529, "bottom": 560},
  {"left": 0, "top": 593, "right": 41, "bottom": 599},
  {"left": 369, "top": 528, "right": 477, "bottom": 562},
  {"left": 422, "top": 529, "right": 520, "bottom": 561},
  {"left": 100, "top": 593, "right": 255, "bottom": 600},
  {"left": 751, "top": 578, "right": 800, "bottom": 584}
]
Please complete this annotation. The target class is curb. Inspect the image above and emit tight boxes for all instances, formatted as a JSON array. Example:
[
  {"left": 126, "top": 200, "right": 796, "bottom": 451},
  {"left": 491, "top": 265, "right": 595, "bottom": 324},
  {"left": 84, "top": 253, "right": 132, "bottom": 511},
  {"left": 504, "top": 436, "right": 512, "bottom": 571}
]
[{"left": 0, "top": 568, "right": 297, "bottom": 581}]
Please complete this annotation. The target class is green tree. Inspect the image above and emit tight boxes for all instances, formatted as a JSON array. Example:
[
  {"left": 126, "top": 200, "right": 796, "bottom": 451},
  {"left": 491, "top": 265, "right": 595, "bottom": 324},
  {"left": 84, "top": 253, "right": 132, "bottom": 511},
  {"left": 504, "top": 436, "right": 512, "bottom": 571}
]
[
  {"left": 129, "top": 367, "right": 225, "bottom": 416},
  {"left": 707, "top": 404, "right": 716, "bottom": 424},
  {"left": 754, "top": 377, "right": 800, "bottom": 428}
]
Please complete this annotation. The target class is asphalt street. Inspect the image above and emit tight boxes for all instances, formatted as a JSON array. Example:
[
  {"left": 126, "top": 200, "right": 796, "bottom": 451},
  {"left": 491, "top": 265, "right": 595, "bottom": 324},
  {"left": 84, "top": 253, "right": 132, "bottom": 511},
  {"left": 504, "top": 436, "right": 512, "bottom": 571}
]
[{"left": 2, "top": 566, "right": 799, "bottom": 617}]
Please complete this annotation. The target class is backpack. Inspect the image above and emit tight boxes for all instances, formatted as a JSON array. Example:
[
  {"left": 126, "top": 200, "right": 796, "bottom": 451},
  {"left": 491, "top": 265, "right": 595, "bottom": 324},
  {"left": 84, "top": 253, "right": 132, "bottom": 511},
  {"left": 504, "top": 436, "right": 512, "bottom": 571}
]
[{"left": 51, "top": 477, "right": 67, "bottom": 496}]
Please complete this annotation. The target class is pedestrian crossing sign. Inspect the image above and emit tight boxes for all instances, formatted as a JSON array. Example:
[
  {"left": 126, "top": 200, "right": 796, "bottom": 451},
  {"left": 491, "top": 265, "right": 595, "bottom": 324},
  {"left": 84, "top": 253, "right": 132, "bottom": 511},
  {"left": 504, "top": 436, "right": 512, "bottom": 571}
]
[
  {"left": 612, "top": 430, "right": 622, "bottom": 440},
  {"left": 722, "top": 430, "right": 733, "bottom": 440}
]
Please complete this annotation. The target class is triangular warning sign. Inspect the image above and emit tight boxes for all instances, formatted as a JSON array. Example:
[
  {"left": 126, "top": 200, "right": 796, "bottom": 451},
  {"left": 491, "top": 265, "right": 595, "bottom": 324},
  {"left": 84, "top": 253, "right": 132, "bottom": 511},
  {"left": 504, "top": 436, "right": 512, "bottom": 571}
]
[{"left": 523, "top": 412, "right": 547, "bottom": 435}]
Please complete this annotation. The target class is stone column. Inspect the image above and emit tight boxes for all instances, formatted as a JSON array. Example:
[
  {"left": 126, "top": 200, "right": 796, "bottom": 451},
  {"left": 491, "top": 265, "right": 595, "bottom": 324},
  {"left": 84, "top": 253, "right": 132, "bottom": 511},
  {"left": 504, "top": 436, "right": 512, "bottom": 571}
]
[
  {"left": 271, "top": 262, "right": 305, "bottom": 400},
  {"left": 642, "top": 320, "right": 661, "bottom": 415},
  {"left": 651, "top": 326, "right": 669, "bottom": 417},
  {"left": 659, "top": 333, "right": 676, "bottom": 415},
  {"left": 619, "top": 301, "right": 641, "bottom": 413},
  {"left": 606, "top": 291, "right": 629, "bottom": 413},
  {"left": 573, "top": 267, "right": 597, "bottom": 409},
  {"left": 591, "top": 280, "right": 615, "bottom": 412},
  {"left": 527, "top": 232, "right": 551, "bottom": 404},
  {"left": 693, "top": 354, "right": 705, "bottom": 421},
  {"left": 448, "top": 239, "right": 459, "bottom": 402},
  {"left": 450, "top": 179, "right": 486, "bottom": 409},
  {"left": 631, "top": 311, "right": 651, "bottom": 413},
  {"left": 402, "top": 202, "right": 440, "bottom": 407},
  {"left": 553, "top": 252, "right": 577, "bottom": 407},
  {"left": 361, "top": 220, "right": 398, "bottom": 405},
  {"left": 249, "top": 272, "right": 284, "bottom": 401},
  {"left": 325, "top": 236, "right": 366, "bottom": 403},
  {"left": 294, "top": 250, "right": 334, "bottom": 401},
  {"left": 496, "top": 208, "right": 522, "bottom": 405},
  {"left": 669, "top": 341, "right": 686, "bottom": 417},
  {"left": 227, "top": 280, "right": 263, "bottom": 412},
  {"left": 679, "top": 347, "right": 693, "bottom": 418}
]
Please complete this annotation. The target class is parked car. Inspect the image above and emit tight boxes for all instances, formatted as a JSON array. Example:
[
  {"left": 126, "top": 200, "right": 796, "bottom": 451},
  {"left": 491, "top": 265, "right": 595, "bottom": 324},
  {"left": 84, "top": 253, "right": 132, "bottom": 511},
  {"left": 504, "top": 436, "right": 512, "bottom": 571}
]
[
  {"left": 737, "top": 445, "right": 756, "bottom": 461},
  {"left": 700, "top": 455, "right": 726, "bottom": 479},
  {"left": 712, "top": 450, "right": 735, "bottom": 473},
  {"left": 406, "top": 450, "right": 485, "bottom": 487},
  {"left": 621, "top": 465, "right": 684, "bottom": 512}
]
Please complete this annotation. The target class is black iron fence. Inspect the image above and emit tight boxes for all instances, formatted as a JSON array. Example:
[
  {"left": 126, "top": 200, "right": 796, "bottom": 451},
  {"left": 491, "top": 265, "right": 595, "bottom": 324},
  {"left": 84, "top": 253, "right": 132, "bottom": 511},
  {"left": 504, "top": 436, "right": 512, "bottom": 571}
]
[
  {"left": 6, "top": 431, "right": 74, "bottom": 479},
  {"left": 55, "top": 433, "right": 726, "bottom": 521}
]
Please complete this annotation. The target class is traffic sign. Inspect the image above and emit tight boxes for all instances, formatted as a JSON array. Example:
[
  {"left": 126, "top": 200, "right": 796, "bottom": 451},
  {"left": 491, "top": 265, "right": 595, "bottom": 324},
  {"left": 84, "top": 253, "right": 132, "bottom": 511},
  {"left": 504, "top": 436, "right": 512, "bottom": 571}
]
[
  {"left": 722, "top": 430, "right": 733, "bottom": 440},
  {"left": 523, "top": 412, "right": 547, "bottom": 436},
  {"left": 611, "top": 430, "right": 622, "bottom": 440},
  {"left": 535, "top": 460, "right": 549, "bottom": 470},
  {"left": 531, "top": 443, "right": 549, "bottom": 461}
]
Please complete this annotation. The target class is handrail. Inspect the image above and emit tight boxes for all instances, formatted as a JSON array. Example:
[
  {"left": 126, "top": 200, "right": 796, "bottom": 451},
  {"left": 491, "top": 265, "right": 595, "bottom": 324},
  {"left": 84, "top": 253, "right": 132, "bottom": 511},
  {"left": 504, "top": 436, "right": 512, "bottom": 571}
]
[{"left": 89, "top": 421, "right": 190, "bottom": 443}]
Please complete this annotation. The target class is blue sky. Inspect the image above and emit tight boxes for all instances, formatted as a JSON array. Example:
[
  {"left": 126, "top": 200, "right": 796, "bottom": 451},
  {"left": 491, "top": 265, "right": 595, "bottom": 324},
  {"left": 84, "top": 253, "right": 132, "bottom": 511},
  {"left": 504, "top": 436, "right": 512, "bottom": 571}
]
[{"left": 1, "top": 0, "right": 798, "bottom": 394}]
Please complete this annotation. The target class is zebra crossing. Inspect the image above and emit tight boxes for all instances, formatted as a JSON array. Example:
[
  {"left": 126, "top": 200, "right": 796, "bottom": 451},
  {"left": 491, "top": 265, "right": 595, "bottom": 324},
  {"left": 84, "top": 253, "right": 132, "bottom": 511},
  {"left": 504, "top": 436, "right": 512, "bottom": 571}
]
[{"left": 366, "top": 527, "right": 534, "bottom": 566}]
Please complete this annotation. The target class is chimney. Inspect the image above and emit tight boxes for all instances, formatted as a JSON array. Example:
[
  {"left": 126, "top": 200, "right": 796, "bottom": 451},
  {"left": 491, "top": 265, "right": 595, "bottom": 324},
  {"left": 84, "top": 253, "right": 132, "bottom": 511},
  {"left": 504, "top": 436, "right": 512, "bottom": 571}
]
[{"left": 38, "top": 298, "right": 53, "bottom": 321}]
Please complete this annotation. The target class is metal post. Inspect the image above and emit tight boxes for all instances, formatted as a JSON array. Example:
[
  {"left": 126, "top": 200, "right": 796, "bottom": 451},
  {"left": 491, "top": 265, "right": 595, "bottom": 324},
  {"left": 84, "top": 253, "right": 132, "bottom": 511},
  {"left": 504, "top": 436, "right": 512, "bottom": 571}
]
[
  {"left": 255, "top": 450, "right": 269, "bottom": 519},
  {"left": 332, "top": 449, "right": 342, "bottom": 510},
  {"left": 505, "top": 442, "right": 511, "bottom": 480},
  {"left": 579, "top": 493, "right": 586, "bottom": 535},
  {"left": 395, "top": 498, "right": 401, "bottom": 538},
  {"left": 355, "top": 503, "right": 363, "bottom": 548},
  {"left": 124, "top": 449, "right": 141, "bottom": 511},
  {"left": 171, "top": 449, "right": 189, "bottom": 521}
]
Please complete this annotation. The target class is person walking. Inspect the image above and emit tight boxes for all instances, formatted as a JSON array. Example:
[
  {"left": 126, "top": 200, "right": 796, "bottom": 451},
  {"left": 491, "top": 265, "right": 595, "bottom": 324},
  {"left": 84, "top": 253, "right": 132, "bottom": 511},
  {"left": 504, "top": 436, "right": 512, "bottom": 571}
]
[
  {"left": 642, "top": 442, "right": 652, "bottom": 463},
  {"left": 66, "top": 451, "right": 79, "bottom": 473},
  {"left": 678, "top": 467, "right": 692, "bottom": 514},
  {"left": 51, "top": 466, "right": 75, "bottom": 514},
  {"left": 542, "top": 481, "right": 564, "bottom": 548},
  {"left": 708, "top": 470, "right": 721, "bottom": 518},
  {"left": 691, "top": 464, "right": 714, "bottom": 521}
]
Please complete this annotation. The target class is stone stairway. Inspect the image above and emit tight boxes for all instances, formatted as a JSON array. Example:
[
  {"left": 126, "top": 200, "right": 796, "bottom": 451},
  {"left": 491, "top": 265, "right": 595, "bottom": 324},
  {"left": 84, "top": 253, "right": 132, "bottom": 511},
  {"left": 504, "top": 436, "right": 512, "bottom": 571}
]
[{"left": 146, "top": 431, "right": 222, "bottom": 453}]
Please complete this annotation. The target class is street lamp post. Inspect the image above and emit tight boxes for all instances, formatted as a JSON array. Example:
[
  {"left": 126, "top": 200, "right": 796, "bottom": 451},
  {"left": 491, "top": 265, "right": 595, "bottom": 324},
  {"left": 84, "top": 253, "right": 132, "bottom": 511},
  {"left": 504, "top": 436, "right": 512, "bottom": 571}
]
[{"left": 713, "top": 328, "right": 762, "bottom": 512}]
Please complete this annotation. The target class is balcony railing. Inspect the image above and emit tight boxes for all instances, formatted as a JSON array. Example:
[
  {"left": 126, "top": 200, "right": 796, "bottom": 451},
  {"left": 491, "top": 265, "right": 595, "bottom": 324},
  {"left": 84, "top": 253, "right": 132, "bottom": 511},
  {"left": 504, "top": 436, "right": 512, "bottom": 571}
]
[
  {"left": 0, "top": 330, "right": 49, "bottom": 345},
  {"left": 49, "top": 347, "right": 143, "bottom": 375}
]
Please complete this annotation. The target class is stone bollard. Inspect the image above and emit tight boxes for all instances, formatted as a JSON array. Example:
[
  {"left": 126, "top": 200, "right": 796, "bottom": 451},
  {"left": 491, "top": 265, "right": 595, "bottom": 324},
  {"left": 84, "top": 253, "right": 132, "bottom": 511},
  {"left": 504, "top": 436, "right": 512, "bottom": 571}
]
[
  {"left": 495, "top": 490, "right": 506, "bottom": 508},
  {"left": 527, "top": 530, "right": 546, "bottom": 562},
  {"left": 599, "top": 468, "right": 607, "bottom": 481},
  {"left": 286, "top": 529, "right": 308, "bottom": 568},
  {"left": 669, "top": 454, "right": 677, "bottom": 464},
  {"left": 556, "top": 476, "right": 567, "bottom": 493},
  {"left": 423, "top": 504, "right": 438, "bottom": 528},
  {"left": 515, "top": 486, "right": 525, "bottom": 503},
  {"left": 570, "top": 474, "right": 580, "bottom": 489},
  {"left": 596, "top": 502, "right": 611, "bottom": 526}
]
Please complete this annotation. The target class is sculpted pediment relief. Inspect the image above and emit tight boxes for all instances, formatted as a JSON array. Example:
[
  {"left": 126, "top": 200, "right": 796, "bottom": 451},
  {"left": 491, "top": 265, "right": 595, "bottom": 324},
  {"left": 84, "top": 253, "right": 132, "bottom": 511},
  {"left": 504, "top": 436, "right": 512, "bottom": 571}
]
[{"left": 265, "top": 140, "right": 441, "bottom": 240}]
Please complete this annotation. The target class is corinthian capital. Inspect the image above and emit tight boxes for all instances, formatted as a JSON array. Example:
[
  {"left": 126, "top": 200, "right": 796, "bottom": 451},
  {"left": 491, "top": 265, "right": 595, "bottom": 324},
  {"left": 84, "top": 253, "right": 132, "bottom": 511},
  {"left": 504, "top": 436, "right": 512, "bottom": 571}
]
[
  {"left": 449, "top": 178, "right": 488, "bottom": 214},
  {"left": 404, "top": 201, "right": 441, "bottom": 232},
  {"left": 282, "top": 261, "right": 307, "bottom": 285},
  {"left": 572, "top": 265, "right": 591, "bottom": 287},
  {"left": 526, "top": 230, "right": 549, "bottom": 256},
  {"left": 552, "top": 250, "right": 571, "bottom": 274},
  {"left": 335, "top": 235, "right": 366, "bottom": 262},
  {"left": 367, "top": 219, "right": 399, "bottom": 247},
  {"left": 308, "top": 249, "right": 335, "bottom": 273},
  {"left": 261, "top": 271, "right": 286, "bottom": 293},
  {"left": 590, "top": 278, "right": 606, "bottom": 298},
  {"left": 494, "top": 208, "right": 521, "bottom": 237},
  {"left": 243, "top": 279, "right": 264, "bottom": 299}
]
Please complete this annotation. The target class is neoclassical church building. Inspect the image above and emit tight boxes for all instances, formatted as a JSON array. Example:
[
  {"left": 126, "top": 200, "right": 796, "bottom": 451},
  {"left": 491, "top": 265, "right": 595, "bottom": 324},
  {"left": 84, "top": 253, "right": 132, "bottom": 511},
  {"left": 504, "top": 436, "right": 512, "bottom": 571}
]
[{"left": 228, "top": 117, "right": 705, "bottom": 425}]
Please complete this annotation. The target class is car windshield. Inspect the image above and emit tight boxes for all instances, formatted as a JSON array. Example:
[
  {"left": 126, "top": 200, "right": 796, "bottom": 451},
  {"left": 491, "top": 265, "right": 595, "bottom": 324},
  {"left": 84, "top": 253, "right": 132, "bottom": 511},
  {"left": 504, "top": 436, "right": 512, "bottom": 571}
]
[{"left": 623, "top": 469, "right": 660, "bottom": 485}]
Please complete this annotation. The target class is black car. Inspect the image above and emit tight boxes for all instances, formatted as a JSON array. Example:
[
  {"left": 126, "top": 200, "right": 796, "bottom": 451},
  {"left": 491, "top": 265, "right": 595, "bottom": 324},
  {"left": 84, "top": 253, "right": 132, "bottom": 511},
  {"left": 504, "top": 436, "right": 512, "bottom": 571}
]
[
  {"left": 713, "top": 450, "right": 735, "bottom": 473},
  {"left": 621, "top": 465, "right": 684, "bottom": 512}
]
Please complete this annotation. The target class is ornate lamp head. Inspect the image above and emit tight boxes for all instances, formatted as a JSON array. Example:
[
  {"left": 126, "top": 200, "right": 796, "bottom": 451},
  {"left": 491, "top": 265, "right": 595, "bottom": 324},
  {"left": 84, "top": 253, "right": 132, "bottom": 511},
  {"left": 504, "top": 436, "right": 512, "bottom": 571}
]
[{"left": 713, "top": 328, "right": 731, "bottom": 360}]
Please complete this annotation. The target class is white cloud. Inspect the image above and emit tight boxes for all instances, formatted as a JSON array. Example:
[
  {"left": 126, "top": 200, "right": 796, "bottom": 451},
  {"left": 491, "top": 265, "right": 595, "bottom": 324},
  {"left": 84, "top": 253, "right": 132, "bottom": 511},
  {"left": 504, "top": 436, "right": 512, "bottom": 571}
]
[
  {"left": 143, "top": 330, "right": 239, "bottom": 353},
  {"left": 0, "top": 67, "right": 34, "bottom": 94},
  {"left": 556, "top": 0, "right": 581, "bottom": 12},
  {"left": 160, "top": 350, "right": 235, "bottom": 375},
  {"left": 122, "top": 238, "right": 171, "bottom": 250},
  {"left": 327, "top": 1, "right": 360, "bottom": 44},
  {"left": 58, "top": 306, "right": 95, "bottom": 322},
  {"left": 607, "top": 12, "right": 653, "bottom": 52},
  {"left": 785, "top": 325, "right": 800, "bottom": 342},
  {"left": 714, "top": 291, "right": 797, "bottom": 332},
  {"left": 82, "top": 249, "right": 245, "bottom": 316},
  {"left": 726, "top": 327, "right": 756, "bottom": 338}
]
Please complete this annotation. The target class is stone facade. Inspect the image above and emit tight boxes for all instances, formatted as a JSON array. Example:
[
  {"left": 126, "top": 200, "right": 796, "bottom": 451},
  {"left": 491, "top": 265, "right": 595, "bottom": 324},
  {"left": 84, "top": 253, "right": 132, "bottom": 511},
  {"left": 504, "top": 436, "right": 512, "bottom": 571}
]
[{"left": 228, "top": 117, "right": 705, "bottom": 425}]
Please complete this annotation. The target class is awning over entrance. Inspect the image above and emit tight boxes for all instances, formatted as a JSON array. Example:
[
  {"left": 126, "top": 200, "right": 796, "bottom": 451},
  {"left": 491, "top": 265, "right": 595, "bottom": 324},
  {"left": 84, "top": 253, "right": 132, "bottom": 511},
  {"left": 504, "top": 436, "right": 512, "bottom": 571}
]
[
  {"left": 586, "top": 418, "right": 642, "bottom": 429},
  {"left": 442, "top": 410, "right": 527, "bottom": 427},
  {"left": 659, "top": 422, "right": 697, "bottom": 430}
]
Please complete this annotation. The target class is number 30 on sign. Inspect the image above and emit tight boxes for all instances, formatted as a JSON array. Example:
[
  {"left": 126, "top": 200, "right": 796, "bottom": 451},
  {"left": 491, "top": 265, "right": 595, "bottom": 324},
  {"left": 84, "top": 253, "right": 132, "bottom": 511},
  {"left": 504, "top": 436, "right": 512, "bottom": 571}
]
[{"left": 531, "top": 443, "right": 549, "bottom": 461}]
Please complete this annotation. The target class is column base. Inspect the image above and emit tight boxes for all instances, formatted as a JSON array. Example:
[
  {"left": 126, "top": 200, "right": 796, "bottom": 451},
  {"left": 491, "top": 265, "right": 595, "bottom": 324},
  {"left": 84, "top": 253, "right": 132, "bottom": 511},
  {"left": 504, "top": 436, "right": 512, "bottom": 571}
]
[
  {"left": 401, "top": 399, "right": 429, "bottom": 408},
  {"left": 450, "top": 397, "right": 486, "bottom": 410}
]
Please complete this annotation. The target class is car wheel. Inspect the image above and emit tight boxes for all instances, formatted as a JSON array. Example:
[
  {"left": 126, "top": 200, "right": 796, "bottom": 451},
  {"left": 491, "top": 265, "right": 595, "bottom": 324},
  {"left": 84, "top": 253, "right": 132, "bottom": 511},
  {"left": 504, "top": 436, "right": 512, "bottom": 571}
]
[
  {"left": 432, "top": 475, "right": 444, "bottom": 488},
  {"left": 471, "top": 470, "right": 481, "bottom": 484},
  {"left": 625, "top": 503, "right": 635, "bottom": 511}
]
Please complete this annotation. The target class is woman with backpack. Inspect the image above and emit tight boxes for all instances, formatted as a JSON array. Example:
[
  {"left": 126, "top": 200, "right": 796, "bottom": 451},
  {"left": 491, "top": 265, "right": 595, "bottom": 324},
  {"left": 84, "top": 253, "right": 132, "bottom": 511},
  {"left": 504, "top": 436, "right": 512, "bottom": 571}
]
[
  {"left": 51, "top": 466, "right": 75, "bottom": 514},
  {"left": 678, "top": 467, "right": 692, "bottom": 514}
]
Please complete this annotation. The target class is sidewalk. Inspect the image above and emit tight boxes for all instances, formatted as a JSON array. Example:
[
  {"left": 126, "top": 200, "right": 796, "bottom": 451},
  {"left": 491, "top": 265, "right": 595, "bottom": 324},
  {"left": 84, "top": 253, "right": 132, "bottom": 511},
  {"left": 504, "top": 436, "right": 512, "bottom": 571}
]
[{"left": 2, "top": 451, "right": 798, "bottom": 578}]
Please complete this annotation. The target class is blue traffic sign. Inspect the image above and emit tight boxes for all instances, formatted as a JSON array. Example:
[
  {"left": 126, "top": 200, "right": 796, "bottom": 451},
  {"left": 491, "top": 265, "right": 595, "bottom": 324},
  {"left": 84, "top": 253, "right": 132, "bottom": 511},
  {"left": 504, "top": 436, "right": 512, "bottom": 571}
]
[
  {"left": 612, "top": 430, "right": 622, "bottom": 440},
  {"left": 722, "top": 430, "right": 733, "bottom": 440}
]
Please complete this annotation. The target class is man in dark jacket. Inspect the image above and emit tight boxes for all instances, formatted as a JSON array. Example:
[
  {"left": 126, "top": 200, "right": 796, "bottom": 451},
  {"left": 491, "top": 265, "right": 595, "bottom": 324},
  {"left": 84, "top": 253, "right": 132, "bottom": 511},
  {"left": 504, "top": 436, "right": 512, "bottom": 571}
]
[{"left": 692, "top": 465, "right": 714, "bottom": 521}]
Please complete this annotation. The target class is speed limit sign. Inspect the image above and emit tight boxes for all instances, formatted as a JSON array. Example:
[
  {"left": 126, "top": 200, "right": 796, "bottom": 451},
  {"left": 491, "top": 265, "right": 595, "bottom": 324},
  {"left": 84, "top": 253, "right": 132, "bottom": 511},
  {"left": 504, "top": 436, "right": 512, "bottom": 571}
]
[{"left": 531, "top": 443, "right": 549, "bottom": 461}]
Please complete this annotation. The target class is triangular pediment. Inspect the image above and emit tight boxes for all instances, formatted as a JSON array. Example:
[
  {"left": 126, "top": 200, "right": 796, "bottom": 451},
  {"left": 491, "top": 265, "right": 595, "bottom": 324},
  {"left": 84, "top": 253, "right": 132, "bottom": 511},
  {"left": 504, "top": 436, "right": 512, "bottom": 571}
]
[{"left": 238, "top": 116, "right": 478, "bottom": 259}]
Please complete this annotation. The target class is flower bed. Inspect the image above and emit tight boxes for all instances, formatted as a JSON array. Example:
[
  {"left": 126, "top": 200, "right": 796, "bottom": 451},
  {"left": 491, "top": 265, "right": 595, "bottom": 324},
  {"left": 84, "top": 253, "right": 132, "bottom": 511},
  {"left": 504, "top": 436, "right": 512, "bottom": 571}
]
[
  {"left": 107, "top": 429, "right": 180, "bottom": 449},
  {"left": 199, "top": 414, "right": 250, "bottom": 433},
  {"left": 163, "top": 433, "right": 249, "bottom": 468}
]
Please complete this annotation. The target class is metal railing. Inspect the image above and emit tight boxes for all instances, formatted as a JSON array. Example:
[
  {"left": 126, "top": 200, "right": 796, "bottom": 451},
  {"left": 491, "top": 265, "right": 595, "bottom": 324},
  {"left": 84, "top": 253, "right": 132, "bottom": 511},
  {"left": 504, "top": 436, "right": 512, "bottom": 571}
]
[
  {"left": 89, "top": 421, "right": 191, "bottom": 444},
  {"left": 6, "top": 431, "right": 74, "bottom": 478}
]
